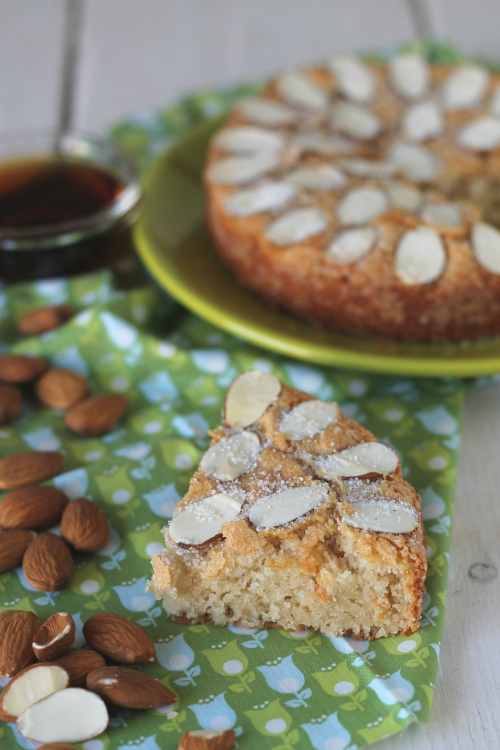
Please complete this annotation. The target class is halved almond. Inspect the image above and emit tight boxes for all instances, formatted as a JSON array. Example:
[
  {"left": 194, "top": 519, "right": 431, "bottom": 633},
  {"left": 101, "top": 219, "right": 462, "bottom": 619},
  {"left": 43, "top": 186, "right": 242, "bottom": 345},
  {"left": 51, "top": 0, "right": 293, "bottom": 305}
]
[
  {"left": 238, "top": 97, "right": 297, "bottom": 127},
  {"left": 292, "top": 131, "right": 353, "bottom": 155},
  {"left": 442, "top": 64, "right": 489, "bottom": 110},
  {"left": 208, "top": 155, "right": 279, "bottom": 185},
  {"left": 33, "top": 613, "right": 75, "bottom": 661},
  {"left": 339, "top": 500, "right": 418, "bottom": 533},
  {"left": 395, "top": 226, "right": 446, "bottom": 285},
  {"left": 472, "top": 222, "right": 500, "bottom": 274},
  {"left": 456, "top": 116, "right": 500, "bottom": 152},
  {"left": 388, "top": 53, "right": 429, "bottom": 101},
  {"left": 224, "top": 371, "right": 281, "bottom": 428},
  {"left": 214, "top": 126, "right": 284, "bottom": 155},
  {"left": 313, "top": 441, "right": 399, "bottom": 479},
  {"left": 178, "top": 729, "right": 236, "bottom": 750},
  {"left": 386, "top": 181, "right": 422, "bottom": 213},
  {"left": 330, "top": 101, "right": 382, "bottom": 140},
  {"left": 402, "top": 101, "right": 443, "bottom": 142},
  {"left": 224, "top": 181, "right": 296, "bottom": 216},
  {"left": 200, "top": 432, "right": 261, "bottom": 481},
  {"left": 280, "top": 400, "right": 339, "bottom": 440},
  {"left": 169, "top": 494, "right": 243, "bottom": 547},
  {"left": 421, "top": 202, "right": 461, "bottom": 228},
  {"left": 389, "top": 142, "right": 439, "bottom": 183},
  {"left": 276, "top": 72, "right": 328, "bottom": 112},
  {"left": 329, "top": 54, "right": 375, "bottom": 104},
  {"left": 336, "top": 187, "right": 388, "bottom": 226},
  {"left": 326, "top": 227, "right": 377, "bottom": 264},
  {"left": 285, "top": 164, "right": 346, "bottom": 191},
  {"left": 0, "top": 663, "right": 69, "bottom": 722},
  {"left": 265, "top": 207, "right": 327, "bottom": 246},
  {"left": 249, "top": 485, "right": 328, "bottom": 528}
]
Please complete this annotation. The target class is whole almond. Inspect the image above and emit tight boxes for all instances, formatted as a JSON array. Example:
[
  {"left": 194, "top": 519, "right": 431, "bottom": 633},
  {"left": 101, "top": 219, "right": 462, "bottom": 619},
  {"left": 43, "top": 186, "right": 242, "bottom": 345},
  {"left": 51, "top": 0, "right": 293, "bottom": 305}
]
[
  {"left": 18, "top": 305, "right": 75, "bottom": 335},
  {"left": 0, "top": 384, "right": 23, "bottom": 425},
  {"left": 0, "top": 354, "right": 46, "bottom": 384},
  {"left": 0, "top": 661, "right": 70, "bottom": 722},
  {"left": 0, "top": 529, "right": 36, "bottom": 572},
  {"left": 0, "top": 609, "right": 40, "bottom": 678},
  {"left": 83, "top": 612, "right": 156, "bottom": 664},
  {"left": 87, "top": 666, "right": 175, "bottom": 708},
  {"left": 35, "top": 368, "right": 90, "bottom": 410},
  {"left": 60, "top": 498, "right": 110, "bottom": 552},
  {"left": 33, "top": 613, "right": 76, "bottom": 661},
  {"left": 52, "top": 649, "right": 105, "bottom": 687},
  {"left": 23, "top": 533, "right": 74, "bottom": 591},
  {"left": 178, "top": 729, "right": 236, "bottom": 750},
  {"left": 0, "top": 451, "right": 65, "bottom": 491},
  {"left": 65, "top": 394, "right": 128, "bottom": 437},
  {"left": 0, "top": 486, "right": 68, "bottom": 530}
]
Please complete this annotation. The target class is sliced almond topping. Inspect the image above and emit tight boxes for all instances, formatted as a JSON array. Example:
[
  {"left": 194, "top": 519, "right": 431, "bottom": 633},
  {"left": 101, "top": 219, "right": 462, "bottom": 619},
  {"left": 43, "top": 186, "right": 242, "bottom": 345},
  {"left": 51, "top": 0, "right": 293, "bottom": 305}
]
[
  {"left": 326, "top": 227, "right": 377, "bottom": 263},
  {"left": 314, "top": 441, "right": 398, "bottom": 479},
  {"left": 386, "top": 181, "right": 422, "bottom": 212},
  {"left": 17, "top": 687, "right": 108, "bottom": 744},
  {"left": 329, "top": 55, "right": 375, "bottom": 104},
  {"left": 169, "top": 493, "right": 243, "bottom": 546},
  {"left": 421, "top": 201, "right": 461, "bottom": 228},
  {"left": 314, "top": 454, "right": 377, "bottom": 480},
  {"left": 0, "top": 664, "right": 69, "bottom": 722},
  {"left": 200, "top": 432, "right": 261, "bottom": 481},
  {"left": 224, "top": 182, "right": 296, "bottom": 216},
  {"left": 490, "top": 84, "right": 500, "bottom": 117},
  {"left": 442, "top": 64, "right": 490, "bottom": 110},
  {"left": 456, "top": 116, "right": 500, "bottom": 152},
  {"left": 330, "top": 101, "right": 382, "bottom": 140},
  {"left": 285, "top": 164, "right": 346, "bottom": 191},
  {"left": 340, "top": 500, "right": 418, "bottom": 533},
  {"left": 339, "top": 158, "right": 396, "bottom": 179},
  {"left": 336, "top": 187, "right": 388, "bottom": 226},
  {"left": 249, "top": 485, "right": 328, "bottom": 528},
  {"left": 395, "top": 226, "right": 446, "bottom": 285},
  {"left": 472, "top": 222, "right": 500, "bottom": 274},
  {"left": 402, "top": 101, "right": 444, "bottom": 142},
  {"left": 280, "top": 400, "right": 339, "bottom": 440},
  {"left": 225, "top": 370, "right": 281, "bottom": 428},
  {"left": 389, "top": 142, "right": 439, "bottom": 183},
  {"left": 208, "top": 155, "right": 278, "bottom": 185},
  {"left": 276, "top": 72, "right": 329, "bottom": 112},
  {"left": 265, "top": 207, "right": 327, "bottom": 246},
  {"left": 238, "top": 97, "right": 297, "bottom": 127},
  {"left": 388, "top": 54, "right": 430, "bottom": 101},
  {"left": 292, "top": 131, "right": 353, "bottom": 155},
  {"left": 214, "top": 126, "right": 284, "bottom": 155}
]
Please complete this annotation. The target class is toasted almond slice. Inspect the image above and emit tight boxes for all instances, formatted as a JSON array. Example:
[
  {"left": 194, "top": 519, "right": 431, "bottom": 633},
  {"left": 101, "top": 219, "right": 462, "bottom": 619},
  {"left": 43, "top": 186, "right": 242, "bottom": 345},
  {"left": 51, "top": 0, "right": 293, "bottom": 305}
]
[
  {"left": 389, "top": 142, "right": 439, "bottom": 182},
  {"left": 280, "top": 400, "right": 339, "bottom": 440},
  {"left": 276, "top": 72, "right": 329, "bottom": 112},
  {"left": 456, "top": 116, "right": 500, "bottom": 151},
  {"left": 285, "top": 164, "right": 346, "bottom": 190},
  {"left": 490, "top": 84, "right": 500, "bottom": 117},
  {"left": 214, "top": 126, "right": 284, "bottom": 155},
  {"left": 442, "top": 64, "right": 490, "bottom": 110},
  {"left": 0, "top": 664, "right": 69, "bottom": 722},
  {"left": 472, "top": 222, "right": 500, "bottom": 274},
  {"left": 395, "top": 226, "right": 446, "bottom": 284},
  {"left": 238, "top": 97, "right": 297, "bottom": 127},
  {"left": 329, "top": 55, "right": 375, "bottom": 104},
  {"left": 421, "top": 201, "right": 461, "bottom": 228},
  {"left": 337, "top": 442, "right": 399, "bottom": 473},
  {"left": 292, "top": 131, "right": 353, "bottom": 155},
  {"left": 336, "top": 187, "right": 388, "bottom": 226},
  {"left": 265, "top": 207, "right": 327, "bottom": 246},
  {"left": 339, "top": 158, "right": 396, "bottom": 178},
  {"left": 388, "top": 53, "right": 430, "bottom": 101},
  {"left": 17, "top": 687, "right": 108, "bottom": 744},
  {"left": 326, "top": 227, "right": 377, "bottom": 263},
  {"left": 249, "top": 485, "right": 328, "bottom": 528},
  {"left": 200, "top": 432, "right": 261, "bottom": 481},
  {"left": 402, "top": 101, "right": 444, "bottom": 142},
  {"left": 225, "top": 370, "right": 281, "bottom": 428},
  {"left": 169, "top": 493, "right": 243, "bottom": 546},
  {"left": 386, "top": 181, "right": 422, "bottom": 212},
  {"left": 314, "top": 454, "right": 375, "bottom": 480},
  {"left": 330, "top": 101, "right": 382, "bottom": 140},
  {"left": 208, "top": 155, "right": 279, "bottom": 185},
  {"left": 224, "top": 182, "right": 296, "bottom": 216},
  {"left": 340, "top": 500, "right": 418, "bottom": 533}
]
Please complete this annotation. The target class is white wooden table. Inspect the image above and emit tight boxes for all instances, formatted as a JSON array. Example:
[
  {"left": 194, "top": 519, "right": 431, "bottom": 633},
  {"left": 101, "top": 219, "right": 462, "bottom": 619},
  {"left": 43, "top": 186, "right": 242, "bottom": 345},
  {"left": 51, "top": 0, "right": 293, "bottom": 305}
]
[{"left": 1, "top": 2, "right": 499, "bottom": 747}]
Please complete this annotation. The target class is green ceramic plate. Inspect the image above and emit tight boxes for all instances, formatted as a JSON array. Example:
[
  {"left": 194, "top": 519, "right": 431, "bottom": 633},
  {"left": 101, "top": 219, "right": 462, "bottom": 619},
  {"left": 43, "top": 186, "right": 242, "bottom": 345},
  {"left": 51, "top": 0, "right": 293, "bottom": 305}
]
[{"left": 134, "top": 117, "right": 500, "bottom": 377}]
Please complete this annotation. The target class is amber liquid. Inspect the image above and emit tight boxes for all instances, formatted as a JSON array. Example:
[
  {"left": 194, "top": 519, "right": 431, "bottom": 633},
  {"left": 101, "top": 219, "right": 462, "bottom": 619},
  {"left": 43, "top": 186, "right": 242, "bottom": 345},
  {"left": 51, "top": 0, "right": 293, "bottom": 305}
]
[{"left": 0, "top": 156, "right": 123, "bottom": 230}]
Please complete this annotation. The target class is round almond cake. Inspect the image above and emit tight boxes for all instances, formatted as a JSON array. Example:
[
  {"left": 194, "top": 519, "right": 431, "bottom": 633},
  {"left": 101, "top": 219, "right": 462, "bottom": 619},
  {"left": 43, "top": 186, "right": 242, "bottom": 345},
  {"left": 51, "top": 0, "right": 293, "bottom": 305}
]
[{"left": 204, "top": 53, "right": 500, "bottom": 341}]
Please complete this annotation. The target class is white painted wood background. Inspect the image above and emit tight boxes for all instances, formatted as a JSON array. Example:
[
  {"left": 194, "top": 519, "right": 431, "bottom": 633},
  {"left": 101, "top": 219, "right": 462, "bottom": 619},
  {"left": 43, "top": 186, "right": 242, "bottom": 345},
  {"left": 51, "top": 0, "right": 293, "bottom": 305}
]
[{"left": 1, "top": 1, "right": 499, "bottom": 748}]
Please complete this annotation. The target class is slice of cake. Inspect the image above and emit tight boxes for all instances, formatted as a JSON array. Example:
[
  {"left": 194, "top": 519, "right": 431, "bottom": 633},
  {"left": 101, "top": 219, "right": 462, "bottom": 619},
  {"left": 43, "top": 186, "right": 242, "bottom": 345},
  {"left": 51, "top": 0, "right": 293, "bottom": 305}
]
[{"left": 149, "top": 371, "right": 426, "bottom": 639}]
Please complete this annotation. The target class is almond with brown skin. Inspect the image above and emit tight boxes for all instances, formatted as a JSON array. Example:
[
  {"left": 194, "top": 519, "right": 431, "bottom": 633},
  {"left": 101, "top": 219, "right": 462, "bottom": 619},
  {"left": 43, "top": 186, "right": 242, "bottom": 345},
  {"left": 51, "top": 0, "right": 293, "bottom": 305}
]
[
  {"left": 35, "top": 368, "right": 90, "bottom": 410},
  {"left": 0, "top": 609, "right": 40, "bottom": 677},
  {"left": 65, "top": 394, "right": 128, "bottom": 437},
  {"left": 0, "top": 354, "right": 46, "bottom": 383},
  {"left": 0, "top": 662, "right": 70, "bottom": 722},
  {"left": 52, "top": 649, "right": 105, "bottom": 687},
  {"left": 33, "top": 613, "right": 76, "bottom": 661},
  {"left": 18, "top": 305, "right": 75, "bottom": 335},
  {"left": 0, "top": 384, "right": 23, "bottom": 424},
  {"left": 60, "top": 498, "right": 110, "bottom": 552},
  {"left": 86, "top": 666, "right": 176, "bottom": 708},
  {"left": 0, "top": 452, "right": 65, "bottom": 491},
  {"left": 0, "top": 529, "right": 36, "bottom": 572},
  {"left": 178, "top": 729, "right": 236, "bottom": 750},
  {"left": 83, "top": 612, "right": 156, "bottom": 664},
  {"left": 23, "top": 533, "right": 74, "bottom": 591},
  {"left": 0, "top": 486, "right": 68, "bottom": 530}
]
